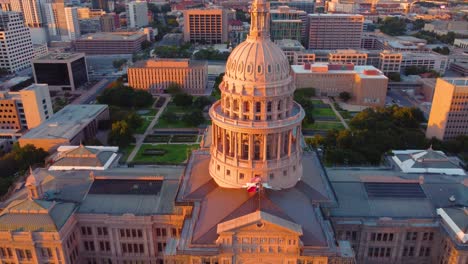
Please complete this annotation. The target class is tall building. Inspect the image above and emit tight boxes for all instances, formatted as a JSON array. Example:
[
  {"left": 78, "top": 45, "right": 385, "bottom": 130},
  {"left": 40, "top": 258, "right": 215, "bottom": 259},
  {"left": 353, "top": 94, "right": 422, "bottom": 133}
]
[
  {"left": 0, "top": 11, "right": 34, "bottom": 73},
  {"left": 270, "top": 0, "right": 316, "bottom": 14},
  {"left": 8, "top": 0, "right": 43, "bottom": 27},
  {"left": 92, "top": 0, "right": 110, "bottom": 12},
  {"left": 426, "top": 78, "right": 468, "bottom": 140},
  {"left": 270, "top": 5, "right": 307, "bottom": 43},
  {"left": 126, "top": 0, "right": 148, "bottom": 28},
  {"left": 128, "top": 59, "right": 208, "bottom": 95},
  {"left": 32, "top": 53, "right": 88, "bottom": 91},
  {"left": 307, "top": 14, "right": 363, "bottom": 50},
  {"left": 0, "top": 84, "right": 53, "bottom": 130},
  {"left": 64, "top": 7, "right": 80, "bottom": 40},
  {"left": 183, "top": 8, "right": 229, "bottom": 44},
  {"left": 99, "top": 13, "right": 115, "bottom": 32}
]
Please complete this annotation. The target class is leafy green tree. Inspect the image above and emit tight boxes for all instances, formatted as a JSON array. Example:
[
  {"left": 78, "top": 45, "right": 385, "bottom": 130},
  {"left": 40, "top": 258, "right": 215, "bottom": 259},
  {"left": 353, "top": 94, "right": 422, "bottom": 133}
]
[
  {"left": 193, "top": 96, "right": 212, "bottom": 110},
  {"left": 113, "top": 59, "right": 127, "bottom": 70},
  {"left": 160, "top": 111, "right": 177, "bottom": 122},
  {"left": 387, "top": 72, "right": 401, "bottom": 82},
  {"left": 211, "top": 73, "right": 225, "bottom": 99},
  {"left": 173, "top": 93, "right": 193, "bottom": 107},
  {"left": 97, "top": 85, "right": 153, "bottom": 108},
  {"left": 161, "top": 4, "right": 171, "bottom": 13},
  {"left": 432, "top": 46, "right": 450, "bottom": 55},
  {"left": 125, "top": 112, "right": 144, "bottom": 130},
  {"left": 339, "top": 92, "right": 351, "bottom": 102},
  {"left": 166, "top": 83, "right": 182, "bottom": 95},
  {"left": 412, "top": 19, "right": 425, "bottom": 30},
  {"left": 379, "top": 17, "right": 406, "bottom": 36},
  {"left": 10, "top": 144, "right": 48, "bottom": 172},
  {"left": 193, "top": 48, "right": 230, "bottom": 61},
  {"left": 109, "top": 121, "right": 134, "bottom": 147},
  {"left": 182, "top": 110, "right": 204, "bottom": 126},
  {"left": 141, "top": 40, "right": 152, "bottom": 50}
]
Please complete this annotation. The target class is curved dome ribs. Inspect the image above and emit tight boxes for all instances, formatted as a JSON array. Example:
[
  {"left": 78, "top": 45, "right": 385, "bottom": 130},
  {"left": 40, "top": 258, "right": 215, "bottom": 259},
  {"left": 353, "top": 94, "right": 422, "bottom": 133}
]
[{"left": 208, "top": 0, "right": 305, "bottom": 189}]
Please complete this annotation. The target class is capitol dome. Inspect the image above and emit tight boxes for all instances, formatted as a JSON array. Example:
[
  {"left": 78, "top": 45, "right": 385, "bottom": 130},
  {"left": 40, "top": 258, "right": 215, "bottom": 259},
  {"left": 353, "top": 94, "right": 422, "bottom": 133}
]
[
  {"left": 225, "top": 37, "right": 291, "bottom": 83},
  {"left": 208, "top": 0, "right": 304, "bottom": 190}
]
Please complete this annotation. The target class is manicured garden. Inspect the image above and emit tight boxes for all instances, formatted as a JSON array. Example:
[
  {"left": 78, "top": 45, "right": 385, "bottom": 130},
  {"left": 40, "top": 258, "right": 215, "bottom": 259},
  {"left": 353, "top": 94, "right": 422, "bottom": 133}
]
[
  {"left": 134, "top": 117, "right": 153, "bottom": 134},
  {"left": 143, "top": 134, "right": 199, "bottom": 143},
  {"left": 133, "top": 144, "right": 199, "bottom": 164}
]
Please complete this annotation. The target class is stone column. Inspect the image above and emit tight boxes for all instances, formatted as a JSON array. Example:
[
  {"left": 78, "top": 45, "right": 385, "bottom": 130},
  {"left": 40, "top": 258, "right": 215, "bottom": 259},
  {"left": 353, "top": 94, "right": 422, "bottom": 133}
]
[
  {"left": 288, "top": 130, "right": 292, "bottom": 156},
  {"left": 263, "top": 134, "right": 267, "bottom": 161},
  {"left": 234, "top": 132, "right": 238, "bottom": 160},
  {"left": 222, "top": 128, "right": 226, "bottom": 155},
  {"left": 277, "top": 133, "right": 282, "bottom": 160},
  {"left": 248, "top": 134, "right": 254, "bottom": 161}
]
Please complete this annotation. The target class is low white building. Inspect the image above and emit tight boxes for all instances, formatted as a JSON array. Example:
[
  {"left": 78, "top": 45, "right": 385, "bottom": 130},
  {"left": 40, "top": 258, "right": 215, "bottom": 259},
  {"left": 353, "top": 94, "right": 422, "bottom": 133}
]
[
  {"left": 391, "top": 148, "right": 466, "bottom": 176},
  {"left": 49, "top": 145, "right": 119, "bottom": 171}
]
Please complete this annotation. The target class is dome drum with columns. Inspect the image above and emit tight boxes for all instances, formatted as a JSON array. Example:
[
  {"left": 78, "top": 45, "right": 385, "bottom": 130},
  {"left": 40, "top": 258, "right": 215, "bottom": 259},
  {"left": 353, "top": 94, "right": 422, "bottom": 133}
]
[{"left": 209, "top": 0, "right": 305, "bottom": 189}]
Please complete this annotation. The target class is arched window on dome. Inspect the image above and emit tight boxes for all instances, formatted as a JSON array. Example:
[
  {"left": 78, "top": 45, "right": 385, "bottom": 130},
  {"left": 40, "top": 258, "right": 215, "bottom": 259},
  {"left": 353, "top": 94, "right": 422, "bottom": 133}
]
[
  {"left": 254, "top": 139, "right": 261, "bottom": 160},
  {"left": 226, "top": 134, "right": 231, "bottom": 156},
  {"left": 233, "top": 99, "right": 239, "bottom": 111},
  {"left": 267, "top": 101, "right": 272, "bottom": 112},
  {"left": 244, "top": 101, "right": 250, "bottom": 112},
  {"left": 256, "top": 102, "right": 261, "bottom": 113},
  {"left": 267, "top": 65, "right": 272, "bottom": 73},
  {"left": 277, "top": 100, "right": 282, "bottom": 111},
  {"left": 242, "top": 139, "right": 249, "bottom": 160}
]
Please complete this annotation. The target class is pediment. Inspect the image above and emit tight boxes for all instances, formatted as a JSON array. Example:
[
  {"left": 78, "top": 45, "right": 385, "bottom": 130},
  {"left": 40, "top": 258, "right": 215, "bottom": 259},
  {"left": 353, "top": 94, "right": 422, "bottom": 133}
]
[{"left": 217, "top": 211, "right": 303, "bottom": 235}]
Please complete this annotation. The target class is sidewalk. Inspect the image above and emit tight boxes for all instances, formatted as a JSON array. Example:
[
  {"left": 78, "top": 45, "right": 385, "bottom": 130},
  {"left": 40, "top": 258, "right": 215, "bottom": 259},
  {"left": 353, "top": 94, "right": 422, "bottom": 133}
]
[{"left": 127, "top": 96, "right": 171, "bottom": 162}]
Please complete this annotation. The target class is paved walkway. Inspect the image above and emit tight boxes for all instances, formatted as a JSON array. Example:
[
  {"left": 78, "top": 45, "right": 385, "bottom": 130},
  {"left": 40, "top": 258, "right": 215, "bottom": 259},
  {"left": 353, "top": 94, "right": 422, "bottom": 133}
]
[
  {"left": 127, "top": 96, "right": 171, "bottom": 162},
  {"left": 324, "top": 98, "right": 350, "bottom": 130}
]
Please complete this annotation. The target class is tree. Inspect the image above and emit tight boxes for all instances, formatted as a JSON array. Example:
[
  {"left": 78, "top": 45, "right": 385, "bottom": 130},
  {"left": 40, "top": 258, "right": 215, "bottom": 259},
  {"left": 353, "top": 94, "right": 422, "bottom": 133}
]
[
  {"left": 161, "top": 4, "right": 171, "bottom": 13},
  {"left": 109, "top": 121, "right": 134, "bottom": 147},
  {"left": 10, "top": 144, "right": 48, "bottom": 172},
  {"left": 160, "top": 111, "right": 177, "bottom": 122},
  {"left": 97, "top": 85, "right": 153, "bottom": 108},
  {"left": 112, "top": 59, "right": 127, "bottom": 70},
  {"left": 211, "top": 73, "right": 225, "bottom": 99},
  {"left": 193, "top": 96, "right": 212, "bottom": 110},
  {"left": 173, "top": 93, "right": 193, "bottom": 107},
  {"left": 166, "top": 83, "right": 182, "bottom": 95},
  {"left": 412, "top": 19, "right": 425, "bottom": 30},
  {"left": 387, "top": 72, "right": 401, "bottom": 82},
  {"left": 379, "top": 17, "right": 406, "bottom": 36},
  {"left": 182, "top": 110, "right": 205, "bottom": 126},
  {"left": 339, "top": 92, "right": 351, "bottom": 102},
  {"left": 141, "top": 40, "right": 152, "bottom": 50},
  {"left": 432, "top": 46, "right": 450, "bottom": 55},
  {"left": 125, "top": 112, "right": 143, "bottom": 130}
]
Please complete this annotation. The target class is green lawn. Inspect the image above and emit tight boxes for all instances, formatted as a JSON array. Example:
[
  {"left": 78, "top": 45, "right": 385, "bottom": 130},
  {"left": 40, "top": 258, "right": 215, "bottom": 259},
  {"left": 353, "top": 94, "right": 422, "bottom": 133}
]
[
  {"left": 311, "top": 99, "right": 323, "bottom": 105},
  {"left": 133, "top": 144, "right": 199, "bottom": 164},
  {"left": 155, "top": 117, "right": 210, "bottom": 129},
  {"left": 135, "top": 118, "right": 153, "bottom": 134},
  {"left": 312, "top": 107, "right": 336, "bottom": 117},
  {"left": 120, "top": 144, "right": 135, "bottom": 162},
  {"left": 165, "top": 104, "right": 192, "bottom": 114},
  {"left": 138, "top": 108, "right": 157, "bottom": 116},
  {"left": 304, "top": 121, "right": 344, "bottom": 130}
]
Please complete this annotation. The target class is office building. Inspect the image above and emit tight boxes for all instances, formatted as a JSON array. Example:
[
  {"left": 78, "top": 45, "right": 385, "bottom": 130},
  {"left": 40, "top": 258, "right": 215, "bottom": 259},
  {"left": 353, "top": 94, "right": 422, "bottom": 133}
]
[
  {"left": 75, "top": 32, "right": 146, "bottom": 55},
  {"left": 423, "top": 21, "right": 468, "bottom": 36},
  {"left": 0, "top": 84, "right": 53, "bottom": 130},
  {"left": 270, "top": 6, "right": 307, "bottom": 43},
  {"left": 292, "top": 63, "right": 388, "bottom": 106},
  {"left": 450, "top": 60, "right": 468, "bottom": 76},
  {"left": 100, "top": 13, "right": 115, "bottom": 32},
  {"left": 79, "top": 18, "right": 101, "bottom": 34},
  {"left": 32, "top": 53, "right": 88, "bottom": 91},
  {"left": 307, "top": 14, "right": 363, "bottom": 50},
  {"left": 33, "top": 43, "right": 48, "bottom": 59},
  {"left": 270, "top": 0, "right": 316, "bottom": 13},
  {"left": 328, "top": 50, "right": 368, "bottom": 66},
  {"left": 0, "top": 11, "right": 34, "bottom": 73},
  {"left": 92, "top": 0, "right": 111, "bottom": 12},
  {"left": 126, "top": 0, "right": 149, "bottom": 28},
  {"left": 378, "top": 51, "right": 402, "bottom": 74},
  {"left": 77, "top": 7, "right": 106, "bottom": 19},
  {"left": 42, "top": 2, "right": 66, "bottom": 40},
  {"left": 401, "top": 52, "right": 448, "bottom": 75},
  {"left": 183, "top": 8, "right": 229, "bottom": 44},
  {"left": 454, "top": 39, "right": 468, "bottom": 49},
  {"left": 19, "top": 104, "right": 109, "bottom": 151},
  {"left": 128, "top": 59, "right": 208, "bottom": 95},
  {"left": 64, "top": 7, "right": 80, "bottom": 41},
  {"left": 426, "top": 78, "right": 468, "bottom": 140},
  {"left": 8, "top": 0, "right": 43, "bottom": 27}
]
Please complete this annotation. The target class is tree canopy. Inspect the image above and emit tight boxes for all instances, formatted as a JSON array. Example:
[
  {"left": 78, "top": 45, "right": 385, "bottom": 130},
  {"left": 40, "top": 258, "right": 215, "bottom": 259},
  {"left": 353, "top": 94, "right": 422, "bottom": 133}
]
[
  {"left": 97, "top": 84, "right": 153, "bottom": 108},
  {"left": 379, "top": 17, "right": 407, "bottom": 36},
  {"left": 318, "top": 106, "right": 427, "bottom": 165},
  {"left": 193, "top": 48, "right": 230, "bottom": 61}
]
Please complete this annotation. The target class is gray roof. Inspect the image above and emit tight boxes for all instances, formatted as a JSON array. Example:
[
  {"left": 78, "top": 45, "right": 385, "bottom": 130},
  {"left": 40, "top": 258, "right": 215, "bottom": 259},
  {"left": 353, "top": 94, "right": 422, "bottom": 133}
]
[
  {"left": 0, "top": 199, "right": 75, "bottom": 232},
  {"left": 326, "top": 167, "right": 468, "bottom": 219},
  {"left": 21, "top": 104, "right": 108, "bottom": 140}
]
